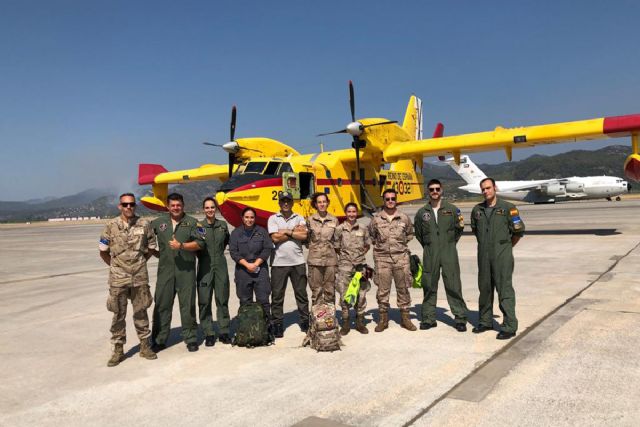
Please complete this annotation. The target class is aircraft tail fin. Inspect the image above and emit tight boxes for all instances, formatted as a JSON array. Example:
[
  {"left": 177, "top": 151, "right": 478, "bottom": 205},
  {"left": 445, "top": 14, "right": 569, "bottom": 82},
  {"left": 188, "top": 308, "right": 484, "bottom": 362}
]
[
  {"left": 138, "top": 164, "right": 168, "bottom": 185},
  {"left": 402, "top": 95, "right": 423, "bottom": 139},
  {"left": 446, "top": 155, "right": 487, "bottom": 185},
  {"left": 432, "top": 123, "right": 445, "bottom": 160}
]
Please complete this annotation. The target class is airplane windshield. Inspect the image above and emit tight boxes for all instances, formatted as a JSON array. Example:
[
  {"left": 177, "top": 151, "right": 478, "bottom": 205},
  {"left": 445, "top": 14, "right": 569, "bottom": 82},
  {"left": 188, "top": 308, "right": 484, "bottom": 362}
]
[
  {"left": 243, "top": 162, "right": 267, "bottom": 174},
  {"left": 264, "top": 162, "right": 281, "bottom": 175}
]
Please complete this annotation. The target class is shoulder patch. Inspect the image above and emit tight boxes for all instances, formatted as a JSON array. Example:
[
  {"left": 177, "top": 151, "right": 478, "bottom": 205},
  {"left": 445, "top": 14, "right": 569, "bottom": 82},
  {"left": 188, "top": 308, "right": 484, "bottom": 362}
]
[
  {"left": 509, "top": 208, "right": 519, "bottom": 216},
  {"left": 159, "top": 223, "right": 167, "bottom": 232},
  {"left": 197, "top": 226, "right": 206, "bottom": 237},
  {"left": 474, "top": 210, "right": 481, "bottom": 220},
  {"left": 422, "top": 211, "right": 431, "bottom": 222}
]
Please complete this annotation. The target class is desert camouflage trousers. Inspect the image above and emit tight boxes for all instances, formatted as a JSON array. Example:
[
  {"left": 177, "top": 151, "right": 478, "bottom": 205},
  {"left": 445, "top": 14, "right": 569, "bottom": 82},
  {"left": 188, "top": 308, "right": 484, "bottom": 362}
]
[
  {"left": 107, "top": 284, "right": 153, "bottom": 345},
  {"left": 307, "top": 265, "right": 337, "bottom": 306},
  {"left": 336, "top": 263, "right": 369, "bottom": 316},
  {"left": 373, "top": 255, "right": 412, "bottom": 311}
]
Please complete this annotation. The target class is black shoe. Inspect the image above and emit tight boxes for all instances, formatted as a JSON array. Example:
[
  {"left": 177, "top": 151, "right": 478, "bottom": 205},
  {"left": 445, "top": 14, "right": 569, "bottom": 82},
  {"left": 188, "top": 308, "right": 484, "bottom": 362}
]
[
  {"left": 419, "top": 322, "right": 437, "bottom": 330},
  {"left": 496, "top": 331, "right": 516, "bottom": 340},
  {"left": 218, "top": 333, "right": 231, "bottom": 345},
  {"left": 151, "top": 342, "right": 166, "bottom": 353},
  {"left": 472, "top": 325, "right": 493, "bottom": 334},
  {"left": 187, "top": 342, "right": 199, "bottom": 352},
  {"left": 300, "top": 321, "right": 309, "bottom": 333},
  {"left": 274, "top": 324, "right": 284, "bottom": 338},
  {"left": 455, "top": 323, "right": 467, "bottom": 332},
  {"left": 205, "top": 336, "right": 216, "bottom": 347}
]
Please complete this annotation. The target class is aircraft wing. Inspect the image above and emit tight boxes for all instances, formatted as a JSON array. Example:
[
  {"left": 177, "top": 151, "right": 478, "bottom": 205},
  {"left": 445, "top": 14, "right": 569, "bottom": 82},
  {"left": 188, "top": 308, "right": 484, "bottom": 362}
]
[
  {"left": 138, "top": 163, "right": 233, "bottom": 185},
  {"left": 497, "top": 179, "right": 558, "bottom": 192},
  {"left": 383, "top": 114, "right": 640, "bottom": 166}
]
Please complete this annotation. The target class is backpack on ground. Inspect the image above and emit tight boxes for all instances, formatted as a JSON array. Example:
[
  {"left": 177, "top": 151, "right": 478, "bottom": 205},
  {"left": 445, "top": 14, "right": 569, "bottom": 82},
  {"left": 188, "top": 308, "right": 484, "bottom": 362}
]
[
  {"left": 232, "top": 302, "right": 273, "bottom": 348},
  {"left": 306, "top": 303, "right": 341, "bottom": 352}
]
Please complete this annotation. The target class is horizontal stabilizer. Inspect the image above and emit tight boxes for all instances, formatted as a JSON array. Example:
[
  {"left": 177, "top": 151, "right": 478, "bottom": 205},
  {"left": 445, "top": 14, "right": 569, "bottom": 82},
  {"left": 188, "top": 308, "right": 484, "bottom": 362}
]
[
  {"left": 138, "top": 164, "right": 168, "bottom": 185},
  {"left": 140, "top": 195, "right": 168, "bottom": 212}
]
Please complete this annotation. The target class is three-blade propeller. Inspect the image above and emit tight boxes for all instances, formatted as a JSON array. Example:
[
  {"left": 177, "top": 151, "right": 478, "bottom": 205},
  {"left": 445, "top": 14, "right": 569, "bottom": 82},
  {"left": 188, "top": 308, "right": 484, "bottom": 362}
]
[
  {"left": 318, "top": 81, "right": 397, "bottom": 211},
  {"left": 203, "top": 106, "right": 259, "bottom": 178}
]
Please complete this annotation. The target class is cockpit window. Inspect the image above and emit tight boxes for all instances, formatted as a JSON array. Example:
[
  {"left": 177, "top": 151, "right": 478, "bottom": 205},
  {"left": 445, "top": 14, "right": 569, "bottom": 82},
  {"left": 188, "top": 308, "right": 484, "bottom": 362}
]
[
  {"left": 235, "top": 163, "right": 247, "bottom": 175},
  {"left": 279, "top": 163, "right": 293, "bottom": 175},
  {"left": 243, "top": 162, "right": 267, "bottom": 174},
  {"left": 264, "top": 162, "right": 281, "bottom": 175}
]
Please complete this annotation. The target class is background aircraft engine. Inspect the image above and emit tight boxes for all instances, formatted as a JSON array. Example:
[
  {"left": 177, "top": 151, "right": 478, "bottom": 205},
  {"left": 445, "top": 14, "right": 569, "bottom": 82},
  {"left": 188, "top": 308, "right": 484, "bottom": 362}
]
[
  {"left": 565, "top": 182, "right": 584, "bottom": 193},
  {"left": 542, "top": 182, "right": 566, "bottom": 196}
]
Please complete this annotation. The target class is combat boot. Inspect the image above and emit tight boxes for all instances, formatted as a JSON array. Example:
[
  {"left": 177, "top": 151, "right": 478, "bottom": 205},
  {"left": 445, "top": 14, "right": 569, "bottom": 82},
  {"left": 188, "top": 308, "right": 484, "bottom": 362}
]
[
  {"left": 139, "top": 339, "right": 158, "bottom": 360},
  {"left": 375, "top": 311, "right": 388, "bottom": 332},
  {"left": 400, "top": 310, "right": 417, "bottom": 331},
  {"left": 107, "top": 343, "right": 125, "bottom": 367},
  {"left": 340, "top": 315, "right": 351, "bottom": 336},
  {"left": 355, "top": 314, "right": 368, "bottom": 334}
]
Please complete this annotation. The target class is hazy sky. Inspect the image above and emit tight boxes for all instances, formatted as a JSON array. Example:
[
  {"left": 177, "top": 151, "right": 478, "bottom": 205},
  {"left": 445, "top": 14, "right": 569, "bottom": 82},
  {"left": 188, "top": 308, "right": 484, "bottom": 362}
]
[{"left": 1, "top": 1, "right": 639, "bottom": 200}]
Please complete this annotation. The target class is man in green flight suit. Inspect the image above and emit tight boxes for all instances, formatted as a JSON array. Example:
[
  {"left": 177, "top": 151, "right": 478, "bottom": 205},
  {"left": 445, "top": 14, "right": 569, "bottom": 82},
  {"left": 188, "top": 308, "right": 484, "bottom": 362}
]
[
  {"left": 151, "top": 192, "right": 206, "bottom": 352},
  {"left": 471, "top": 177, "right": 525, "bottom": 340},
  {"left": 197, "top": 197, "right": 231, "bottom": 347},
  {"left": 415, "top": 179, "right": 469, "bottom": 332}
]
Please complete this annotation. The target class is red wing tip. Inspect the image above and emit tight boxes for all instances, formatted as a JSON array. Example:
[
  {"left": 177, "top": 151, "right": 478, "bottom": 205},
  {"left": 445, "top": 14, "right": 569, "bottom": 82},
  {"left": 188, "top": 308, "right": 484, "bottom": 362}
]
[{"left": 603, "top": 114, "right": 640, "bottom": 135}]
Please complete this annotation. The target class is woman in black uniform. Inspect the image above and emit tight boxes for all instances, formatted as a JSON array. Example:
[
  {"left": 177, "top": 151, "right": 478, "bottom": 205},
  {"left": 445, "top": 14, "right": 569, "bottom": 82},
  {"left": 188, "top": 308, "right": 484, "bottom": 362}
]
[{"left": 228, "top": 207, "right": 273, "bottom": 321}]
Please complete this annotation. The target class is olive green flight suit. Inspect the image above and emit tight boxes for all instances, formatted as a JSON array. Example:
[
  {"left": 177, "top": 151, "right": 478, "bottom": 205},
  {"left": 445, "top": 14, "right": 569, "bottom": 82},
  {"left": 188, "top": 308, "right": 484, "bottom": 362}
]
[
  {"left": 196, "top": 219, "right": 231, "bottom": 337},
  {"left": 471, "top": 199, "right": 525, "bottom": 333},
  {"left": 151, "top": 214, "right": 205, "bottom": 345},
  {"left": 415, "top": 201, "right": 468, "bottom": 325}
]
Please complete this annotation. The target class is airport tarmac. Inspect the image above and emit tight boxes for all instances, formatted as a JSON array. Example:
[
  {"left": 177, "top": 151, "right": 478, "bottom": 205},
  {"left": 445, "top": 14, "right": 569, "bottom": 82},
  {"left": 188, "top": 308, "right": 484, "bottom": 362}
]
[{"left": 1, "top": 199, "right": 639, "bottom": 426}]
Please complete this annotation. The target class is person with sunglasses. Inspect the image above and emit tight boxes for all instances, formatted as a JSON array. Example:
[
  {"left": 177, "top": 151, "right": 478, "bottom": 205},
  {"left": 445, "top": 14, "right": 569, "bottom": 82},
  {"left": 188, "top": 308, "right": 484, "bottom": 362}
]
[
  {"left": 368, "top": 188, "right": 417, "bottom": 332},
  {"left": 99, "top": 193, "right": 158, "bottom": 366},
  {"left": 196, "top": 197, "right": 231, "bottom": 347},
  {"left": 267, "top": 191, "right": 310, "bottom": 338},
  {"left": 151, "top": 193, "right": 206, "bottom": 353},
  {"left": 414, "top": 179, "right": 469, "bottom": 332}
]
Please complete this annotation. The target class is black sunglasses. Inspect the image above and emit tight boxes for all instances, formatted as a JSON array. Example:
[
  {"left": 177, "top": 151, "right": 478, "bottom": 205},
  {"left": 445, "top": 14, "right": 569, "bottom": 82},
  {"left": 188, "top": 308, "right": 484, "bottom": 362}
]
[
  {"left": 384, "top": 197, "right": 396, "bottom": 201},
  {"left": 121, "top": 202, "right": 136, "bottom": 208},
  {"left": 428, "top": 187, "right": 441, "bottom": 193}
]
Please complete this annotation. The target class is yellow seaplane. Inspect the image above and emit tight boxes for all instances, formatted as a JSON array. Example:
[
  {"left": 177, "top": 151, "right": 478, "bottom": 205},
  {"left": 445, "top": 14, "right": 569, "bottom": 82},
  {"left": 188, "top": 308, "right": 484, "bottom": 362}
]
[{"left": 139, "top": 82, "right": 640, "bottom": 227}]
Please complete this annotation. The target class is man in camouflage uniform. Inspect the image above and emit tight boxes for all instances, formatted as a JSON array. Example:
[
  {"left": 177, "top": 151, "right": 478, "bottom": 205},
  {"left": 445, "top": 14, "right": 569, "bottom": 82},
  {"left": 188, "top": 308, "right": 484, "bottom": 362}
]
[
  {"left": 335, "top": 202, "right": 371, "bottom": 335},
  {"left": 197, "top": 197, "right": 231, "bottom": 347},
  {"left": 368, "top": 188, "right": 417, "bottom": 332},
  {"left": 151, "top": 193, "right": 206, "bottom": 352},
  {"left": 99, "top": 193, "right": 158, "bottom": 367},
  {"left": 415, "top": 179, "right": 469, "bottom": 332},
  {"left": 471, "top": 177, "right": 525, "bottom": 340}
]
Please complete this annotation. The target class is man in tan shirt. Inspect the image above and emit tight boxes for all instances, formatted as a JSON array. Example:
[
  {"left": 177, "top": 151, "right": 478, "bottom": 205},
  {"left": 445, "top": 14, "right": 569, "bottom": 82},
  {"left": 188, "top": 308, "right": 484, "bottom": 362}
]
[
  {"left": 368, "top": 189, "right": 417, "bottom": 332},
  {"left": 99, "top": 193, "right": 158, "bottom": 367}
]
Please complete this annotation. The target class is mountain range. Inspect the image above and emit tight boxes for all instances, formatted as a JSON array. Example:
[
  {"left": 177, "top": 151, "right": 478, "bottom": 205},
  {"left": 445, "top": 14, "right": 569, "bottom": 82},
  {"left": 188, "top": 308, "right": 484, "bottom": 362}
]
[{"left": 0, "top": 145, "right": 634, "bottom": 222}]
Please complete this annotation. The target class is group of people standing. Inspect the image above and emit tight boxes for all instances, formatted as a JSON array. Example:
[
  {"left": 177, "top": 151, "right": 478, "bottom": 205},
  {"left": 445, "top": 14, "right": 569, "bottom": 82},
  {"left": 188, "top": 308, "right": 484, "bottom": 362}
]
[{"left": 99, "top": 177, "right": 525, "bottom": 367}]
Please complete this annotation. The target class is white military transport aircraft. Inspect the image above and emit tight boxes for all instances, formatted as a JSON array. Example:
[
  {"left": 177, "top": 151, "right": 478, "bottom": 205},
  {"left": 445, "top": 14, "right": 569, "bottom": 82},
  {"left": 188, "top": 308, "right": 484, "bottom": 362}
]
[{"left": 446, "top": 155, "right": 630, "bottom": 203}]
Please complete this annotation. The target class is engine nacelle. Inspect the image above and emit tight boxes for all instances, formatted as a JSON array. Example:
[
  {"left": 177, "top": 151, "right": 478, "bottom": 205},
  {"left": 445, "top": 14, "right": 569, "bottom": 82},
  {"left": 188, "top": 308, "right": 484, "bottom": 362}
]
[
  {"left": 541, "top": 182, "right": 566, "bottom": 196},
  {"left": 565, "top": 182, "right": 584, "bottom": 193}
]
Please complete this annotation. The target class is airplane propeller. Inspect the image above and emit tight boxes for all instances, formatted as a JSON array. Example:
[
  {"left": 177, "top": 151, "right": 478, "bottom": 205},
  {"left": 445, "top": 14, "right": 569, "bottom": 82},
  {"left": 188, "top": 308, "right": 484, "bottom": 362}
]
[
  {"left": 318, "top": 81, "right": 396, "bottom": 211},
  {"left": 202, "top": 106, "right": 259, "bottom": 178}
]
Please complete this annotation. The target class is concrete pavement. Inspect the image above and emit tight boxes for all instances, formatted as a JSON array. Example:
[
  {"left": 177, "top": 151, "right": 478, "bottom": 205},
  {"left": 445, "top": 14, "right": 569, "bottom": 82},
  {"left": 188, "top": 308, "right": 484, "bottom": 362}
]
[{"left": 0, "top": 200, "right": 638, "bottom": 426}]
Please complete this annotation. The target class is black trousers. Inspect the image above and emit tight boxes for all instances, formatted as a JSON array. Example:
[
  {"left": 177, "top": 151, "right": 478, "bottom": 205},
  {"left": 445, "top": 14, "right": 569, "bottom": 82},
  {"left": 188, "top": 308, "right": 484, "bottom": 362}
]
[
  {"left": 270, "top": 264, "right": 309, "bottom": 326},
  {"left": 236, "top": 268, "right": 272, "bottom": 321}
]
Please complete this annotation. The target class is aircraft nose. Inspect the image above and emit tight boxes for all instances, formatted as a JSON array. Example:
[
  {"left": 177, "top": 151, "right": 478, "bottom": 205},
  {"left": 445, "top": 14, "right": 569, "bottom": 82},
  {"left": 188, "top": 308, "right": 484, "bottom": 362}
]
[{"left": 215, "top": 191, "right": 226, "bottom": 207}]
